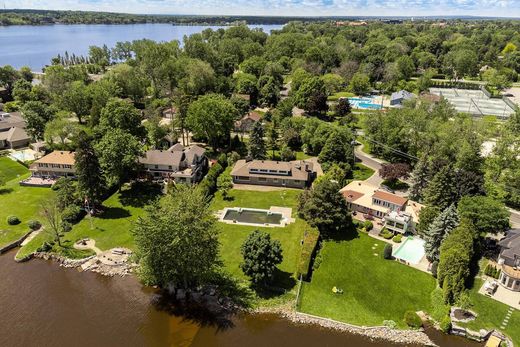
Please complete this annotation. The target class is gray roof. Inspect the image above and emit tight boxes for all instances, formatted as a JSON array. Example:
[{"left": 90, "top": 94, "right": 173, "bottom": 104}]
[
  {"left": 2, "top": 127, "right": 30, "bottom": 142},
  {"left": 499, "top": 229, "right": 520, "bottom": 266},
  {"left": 168, "top": 143, "right": 184, "bottom": 152},
  {"left": 139, "top": 150, "right": 183, "bottom": 167},
  {"left": 390, "top": 90, "right": 415, "bottom": 102},
  {"left": 0, "top": 112, "right": 26, "bottom": 131},
  {"left": 230, "top": 159, "right": 314, "bottom": 181},
  {"left": 185, "top": 145, "right": 206, "bottom": 164}
]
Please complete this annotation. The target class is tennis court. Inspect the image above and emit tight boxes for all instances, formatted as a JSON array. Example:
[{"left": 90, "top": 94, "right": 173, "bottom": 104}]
[{"left": 429, "top": 88, "right": 516, "bottom": 119}]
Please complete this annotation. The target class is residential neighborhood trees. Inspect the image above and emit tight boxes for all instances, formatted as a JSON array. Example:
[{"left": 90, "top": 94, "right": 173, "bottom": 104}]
[{"left": 240, "top": 230, "right": 283, "bottom": 286}]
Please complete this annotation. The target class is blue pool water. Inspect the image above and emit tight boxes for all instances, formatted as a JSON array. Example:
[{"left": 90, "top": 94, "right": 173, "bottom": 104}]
[{"left": 348, "top": 97, "right": 382, "bottom": 110}]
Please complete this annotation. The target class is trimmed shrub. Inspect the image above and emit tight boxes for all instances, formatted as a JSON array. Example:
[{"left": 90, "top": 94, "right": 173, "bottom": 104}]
[
  {"left": 27, "top": 220, "right": 41, "bottom": 230},
  {"left": 7, "top": 215, "right": 20, "bottom": 225},
  {"left": 392, "top": 234, "right": 403, "bottom": 243},
  {"left": 363, "top": 220, "right": 373, "bottom": 231},
  {"left": 440, "top": 316, "right": 452, "bottom": 333},
  {"left": 404, "top": 310, "right": 422, "bottom": 328},
  {"left": 62, "top": 205, "right": 83, "bottom": 224},
  {"left": 297, "top": 228, "right": 320, "bottom": 280},
  {"left": 379, "top": 228, "right": 394, "bottom": 239},
  {"left": 383, "top": 320, "right": 397, "bottom": 329},
  {"left": 383, "top": 244, "right": 393, "bottom": 260},
  {"left": 37, "top": 241, "right": 53, "bottom": 252}
]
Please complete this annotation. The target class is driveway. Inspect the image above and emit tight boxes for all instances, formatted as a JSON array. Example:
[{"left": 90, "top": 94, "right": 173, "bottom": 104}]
[
  {"left": 509, "top": 208, "right": 520, "bottom": 229},
  {"left": 354, "top": 143, "right": 384, "bottom": 187}
]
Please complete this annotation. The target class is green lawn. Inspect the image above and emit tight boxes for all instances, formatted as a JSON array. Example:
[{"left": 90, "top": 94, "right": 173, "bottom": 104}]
[
  {"left": 352, "top": 163, "right": 375, "bottom": 181},
  {"left": 0, "top": 158, "right": 55, "bottom": 248},
  {"left": 327, "top": 91, "right": 355, "bottom": 101},
  {"left": 458, "top": 279, "right": 520, "bottom": 346},
  {"left": 299, "top": 232, "right": 436, "bottom": 328},
  {"left": 0, "top": 156, "right": 28, "bottom": 182},
  {"left": 268, "top": 150, "right": 312, "bottom": 161},
  {"left": 211, "top": 188, "right": 313, "bottom": 306},
  {"left": 64, "top": 182, "right": 161, "bottom": 251}
]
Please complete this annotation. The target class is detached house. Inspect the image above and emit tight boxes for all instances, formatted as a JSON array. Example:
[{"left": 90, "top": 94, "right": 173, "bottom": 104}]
[
  {"left": 139, "top": 144, "right": 208, "bottom": 184},
  {"left": 498, "top": 230, "right": 520, "bottom": 292},
  {"left": 390, "top": 90, "right": 415, "bottom": 106},
  {"left": 0, "top": 112, "right": 30, "bottom": 149},
  {"left": 29, "top": 151, "right": 76, "bottom": 178},
  {"left": 235, "top": 112, "right": 262, "bottom": 133},
  {"left": 340, "top": 180, "right": 423, "bottom": 234},
  {"left": 231, "top": 159, "right": 319, "bottom": 189}
]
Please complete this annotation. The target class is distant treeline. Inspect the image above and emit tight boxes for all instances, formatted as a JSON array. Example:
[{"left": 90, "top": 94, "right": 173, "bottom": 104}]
[{"left": 1, "top": 10, "right": 331, "bottom": 26}]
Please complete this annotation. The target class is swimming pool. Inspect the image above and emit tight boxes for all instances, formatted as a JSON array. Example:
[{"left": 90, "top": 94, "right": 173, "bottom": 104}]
[
  {"left": 392, "top": 237, "right": 426, "bottom": 264},
  {"left": 347, "top": 97, "right": 383, "bottom": 110},
  {"left": 222, "top": 208, "right": 284, "bottom": 226}
]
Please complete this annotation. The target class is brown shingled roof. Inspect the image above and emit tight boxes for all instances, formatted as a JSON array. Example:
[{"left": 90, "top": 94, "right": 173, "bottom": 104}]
[
  {"left": 35, "top": 151, "right": 75, "bottom": 165},
  {"left": 342, "top": 190, "right": 364, "bottom": 203},
  {"left": 372, "top": 190, "right": 408, "bottom": 206}
]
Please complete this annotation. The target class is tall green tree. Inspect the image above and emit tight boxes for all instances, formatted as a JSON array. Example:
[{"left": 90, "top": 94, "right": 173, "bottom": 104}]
[
  {"left": 457, "top": 196, "right": 510, "bottom": 236},
  {"left": 294, "top": 77, "right": 328, "bottom": 116},
  {"left": 318, "top": 128, "right": 355, "bottom": 171},
  {"left": 423, "top": 165, "right": 458, "bottom": 210},
  {"left": 95, "top": 129, "right": 142, "bottom": 190},
  {"left": 132, "top": 185, "right": 220, "bottom": 288},
  {"left": 424, "top": 204, "right": 460, "bottom": 263},
  {"left": 409, "top": 156, "right": 431, "bottom": 202},
  {"left": 248, "top": 121, "right": 266, "bottom": 160},
  {"left": 20, "top": 101, "right": 53, "bottom": 140},
  {"left": 75, "top": 131, "right": 105, "bottom": 207},
  {"left": 97, "top": 98, "right": 144, "bottom": 138},
  {"left": 240, "top": 230, "right": 283, "bottom": 286}
]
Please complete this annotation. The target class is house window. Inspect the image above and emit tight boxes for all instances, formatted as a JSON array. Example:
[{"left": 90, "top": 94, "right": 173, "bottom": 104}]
[
  {"left": 51, "top": 164, "right": 61, "bottom": 168},
  {"left": 238, "top": 176, "right": 249, "bottom": 181},
  {"left": 154, "top": 165, "right": 159, "bottom": 169},
  {"left": 395, "top": 223, "right": 405, "bottom": 230},
  {"left": 258, "top": 177, "right": 267, "bottom": 182},
  {"left": 168, "top": 165, "right": 172, "bottom": 170}
]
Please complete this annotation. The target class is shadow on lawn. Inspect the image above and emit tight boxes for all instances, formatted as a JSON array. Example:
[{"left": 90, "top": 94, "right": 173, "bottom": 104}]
[
  {"left": 253, "top": 269, "right": 297, "bottom": 300},
  {"left": 0, "top": 187, "right": 13, "bottom": 195},
  {"left": 118, "top": 182, "right": 162, "bottom": 208},
  {"left": 98, "top": 207, "right": 131, "bottom": 219}
]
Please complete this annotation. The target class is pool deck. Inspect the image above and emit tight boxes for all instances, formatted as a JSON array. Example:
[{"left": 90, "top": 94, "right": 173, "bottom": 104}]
[{"left": 216, "top": 206, "right": 295, "bottom": 228}]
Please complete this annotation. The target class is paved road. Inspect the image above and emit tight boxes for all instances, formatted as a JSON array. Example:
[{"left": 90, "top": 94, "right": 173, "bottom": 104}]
[{"left": 354, "top": 143, "right": 384, "bottom": 186}]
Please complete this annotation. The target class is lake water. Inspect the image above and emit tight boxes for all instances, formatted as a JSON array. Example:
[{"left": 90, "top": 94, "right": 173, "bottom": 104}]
[
  {"left": 0, "top": 24, "right": 283, "bottom": 71},
  {"left": 0, "top": 250, "right": 480, "bottom": 347}
]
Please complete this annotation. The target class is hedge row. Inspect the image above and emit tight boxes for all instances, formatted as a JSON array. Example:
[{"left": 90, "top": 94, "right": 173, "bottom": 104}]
[
  {"left": 297, "top": 228, "right": 320, "bottom": 281},
  {"left": 484, "top": 264, "right": 501, "bottom": 279}
]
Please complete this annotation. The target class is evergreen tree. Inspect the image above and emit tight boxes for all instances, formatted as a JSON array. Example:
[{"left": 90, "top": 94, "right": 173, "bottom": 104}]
[
  {"left": 248, "top": 121, "right": 266, "bottom": 159},
  {"left": 424, "top": 204, "right": 460, "bottom": 263},
  {"left": 423, "top": 165, "right": 458, "bottom": 210},
  {"left": 266, "top": 122, "right": 279, "bottom": 159},
  {"left": 409, "top": 156, "right": 430, "bottom": 202},
  {"left": 335, "top": 98, "right": 352, "bottom": 118},
  {"left": 75, "top": 132, "right": 106, "bottom": 207}
]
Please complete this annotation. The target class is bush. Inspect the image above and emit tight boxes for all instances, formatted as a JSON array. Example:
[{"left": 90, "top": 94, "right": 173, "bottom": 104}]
[
  {"left": 440, "top": 316, "right": 452, "bottom": 333},
  {"left": 379, "top": 228, "right": 394, "bottom": 239},
  {"left": 392, "top": 234, "right": 403, "bottom": 243},
  {"left": 27, "top": 220, "right": 41, "bottom": 230},
  {"left": 383, "top": 320, "right": 397, "bottom": 329},
  {"left": 297, "top": 228, "right": 320, "bottom": 280},
  {"left": 363, "top": 220, "right": 373, "bottom": 231},
  {"left": 404, "top": 310, "right": 422, "bottom": 328},
  {"left": 383, "top": 243, "right": 393, "bottom": 259},
  {"left": 7, "top": 215, "right": 20, "bottom": 225},
  {"left": 62, "top": 205, "right": 83, "bottom": 224},
  {"left": 61, "top": 221, "right": 72, "bottom": 233},
  {"left": 37, "top": 241, "right": 53, "bottom": 252}
]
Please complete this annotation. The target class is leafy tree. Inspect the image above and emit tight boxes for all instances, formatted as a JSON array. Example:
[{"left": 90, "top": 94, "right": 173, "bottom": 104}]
[
  {"left": 275, "top": 98, "right": 294, "bottom": 120},
  {"left": 177, "top": 58, "right": 216, "bottom": 96},
  {"left": 396, "top": 56, "right": 415, "bottom": 80},
  {"left": 88, "top": 45, "right": 111, "bottom": 70},
  {"left": 294, "top": 77, "right": 328, "bottom": 116},
  {"left": 98, "top": 98, "right": 144, "bottom": 138},
  {"left": 482, "top": 68, "right": 512, "bottom": 92},
  {"left": 502, "top": 42, "right": 518, "bottom": 55},
  {"left": 279, "top": 145, "right": 296, "bottom": 161},
  {"left": 240, "top": 230, "right": 283, "bottom": 285},
  {"left": 409, "top": 156, "right": 431, "bottom": 201},
  {"left": 321, "top": 73, "right": 344, "bottom": 95},
  {"left": 258, "top": 77, "right": 280, "bottom": 107},
  {"left": 20, "top": 101, "right": 53, "bottom": 140},
  {"left": 0, "top": 65, "right": 20, "bottom": 96},
  {"left": 19, "top": 66, "right": 33, "bottom": 82},
  {"left": 335, "top": 98, "right": 352, "bottom": 118},
  {"left": 75, "top": 131, "right": 105, "bottom": 207},
  {"left": 44, "top": 114, "right": 78, "bottom": 146},
  {"left": 132, "top": 185, "right": 220, "bottom": 288},
  {"left": 417, "top": 206, "right": 441, "bottom": 236},
  {"left": 318, "top": 128, "right": 355, "bottom": 171},
  {"left": 145, "top": 117, "right": 167, "bottom": 149},
  {"left": 379, "top": 163, "right": 410, "bottom": 183},
  {"left": 12, "top": 79, "right": 33, "bottom": 103},
  {"left": 349, "top": 72, "right": 371, "bottom": 95},
  {"left": 457, "top": 196, "right": 510, "bottom": 236},
  {"left": 58, "top": 81, "right": 92, "bottom": 124},
  {"left": 95, "top": 129, "right": 142, "bottom": 190},
  {"left": 40, "top": 198, "right": 65, "bottom": 247},
  {"left": 298, "top": 180, "right": 352, "bottom": 236},
  {"left": 248, "top": 121, "right": 266, "bottom": 160},
  {"left": 87, "top": 79, "right": 121, "bottom": 126},
  {"left": 424, "top": 204, "right": 460, "bottom": 263},
  {"left": 438, "top": 219, "right": 474, "bottom": 304},
  {"left": 187, "top": 94, "right": 237, "bottom": 149}
]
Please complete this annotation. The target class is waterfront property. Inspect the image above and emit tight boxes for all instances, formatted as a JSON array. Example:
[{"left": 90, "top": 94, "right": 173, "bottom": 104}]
[
  {"left": 231, "top": 159, "right": 319, "bottom": 189},
  {"left": 340, "top": 180, "right": 423, "bottom": 233},
  {"left": 497, "top": 229, "right": 520, "bottom": 292},
  {"left": 139, "top": 144, "right": 208, "bottom": 184},
  {"left": 28, "top": 150, "right": 76, "bottom": 178},
  {"left": 298, "top": 231, "right": 436, "bottom": 328}
]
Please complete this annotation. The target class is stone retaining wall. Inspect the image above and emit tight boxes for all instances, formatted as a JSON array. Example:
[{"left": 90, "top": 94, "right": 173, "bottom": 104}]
[{"left": 0, "top": 231, "right": 33, "bottom": 254}]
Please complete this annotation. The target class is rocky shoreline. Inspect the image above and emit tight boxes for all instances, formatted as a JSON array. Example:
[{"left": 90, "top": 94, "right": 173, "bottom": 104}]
[{"left": 253, "top": 305, "right": 436, "bottom": 346}]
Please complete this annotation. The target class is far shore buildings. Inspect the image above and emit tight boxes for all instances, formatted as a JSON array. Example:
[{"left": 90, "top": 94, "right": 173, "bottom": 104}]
[
  {"left": 340, "top": 180, "right": 423, "bottom": 234},
  {"left": 498, "top": 230, "right": 520, "bottom": 292},
  {"left": 0, "top": 112, "right": 31, "bottom": 149},
  {"left": 139, "top": 144, "right": 208, "bottom": 184},
  {"left": 231, "top": 159, "right": 320, "bottom": 189},
  {"left": 29, "top": 150, "right": 76, "bottom": 178}
]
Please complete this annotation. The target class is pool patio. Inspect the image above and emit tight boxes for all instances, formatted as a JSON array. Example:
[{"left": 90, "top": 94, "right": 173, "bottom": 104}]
[{"left": 217, "top": 206, "right": 295, "bottom": 227}]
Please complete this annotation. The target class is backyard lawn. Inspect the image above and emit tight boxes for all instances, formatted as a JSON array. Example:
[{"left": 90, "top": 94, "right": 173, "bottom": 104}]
[
  {"left": 0, "top": 158, "right": 55, "bottom": 248},
  {"left": 212, "top": 188, "right": 311, "bottom": 298},
  {"left": 327, "top": 91, "right": 355, "bottom": 101},
  {"left": 458, "top": 279, "right": 520, "bottom": 346},
  {"left": 298, "top": 231, "right": 436, "bottom": 328},
  {"left": 352, "top": 163, "right": 374, "bottom": 181}
]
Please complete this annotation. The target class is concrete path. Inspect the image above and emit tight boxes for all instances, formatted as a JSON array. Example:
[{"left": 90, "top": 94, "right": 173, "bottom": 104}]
[
  {"left": 74, "top": 239, "right": 102, "bottom": 255},
  {"left": 20, "top": 227, "right": 42, "bottom": 246}
]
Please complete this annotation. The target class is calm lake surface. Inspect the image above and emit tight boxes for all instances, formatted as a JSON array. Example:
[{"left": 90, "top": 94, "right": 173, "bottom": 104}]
[
  {"left": 0, "top": 251, "right": 480, "bottom": 347},
  {"left": 0, "top": 24, "right": 283, "bottom": 71}
]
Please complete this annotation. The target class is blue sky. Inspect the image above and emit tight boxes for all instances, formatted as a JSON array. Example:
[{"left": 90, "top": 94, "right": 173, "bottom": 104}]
[{"left": 5, "top": 0, "right": 520, "bottom": 17}]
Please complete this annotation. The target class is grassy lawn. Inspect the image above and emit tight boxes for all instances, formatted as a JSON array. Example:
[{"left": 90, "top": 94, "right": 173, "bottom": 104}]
[
  {"left": 212, "top": 188, "right": 311, "bottom": 304},
  {"left": 352, "top": 163, "right": 374, "bottom": 181},
  {"left": 0, "top": 156, "right": 28, "bottom": 182},
  {"left": 268, "top": 150, "right": 312, "bottom": 161},
  {"left": 0, "top": 158, "right": 55, "bottom": 248},
  {"left": 299, "top": 232, "right": 436, "bottom": 328},
  {"left": 327, "top": 91, "right": 355, "bottom": 101},
  {"left": 63, "top": 182, "right": 161, "bottom": 251},
  {"left": 458, "top": 279, "right": 520, "bottom": 346}
]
